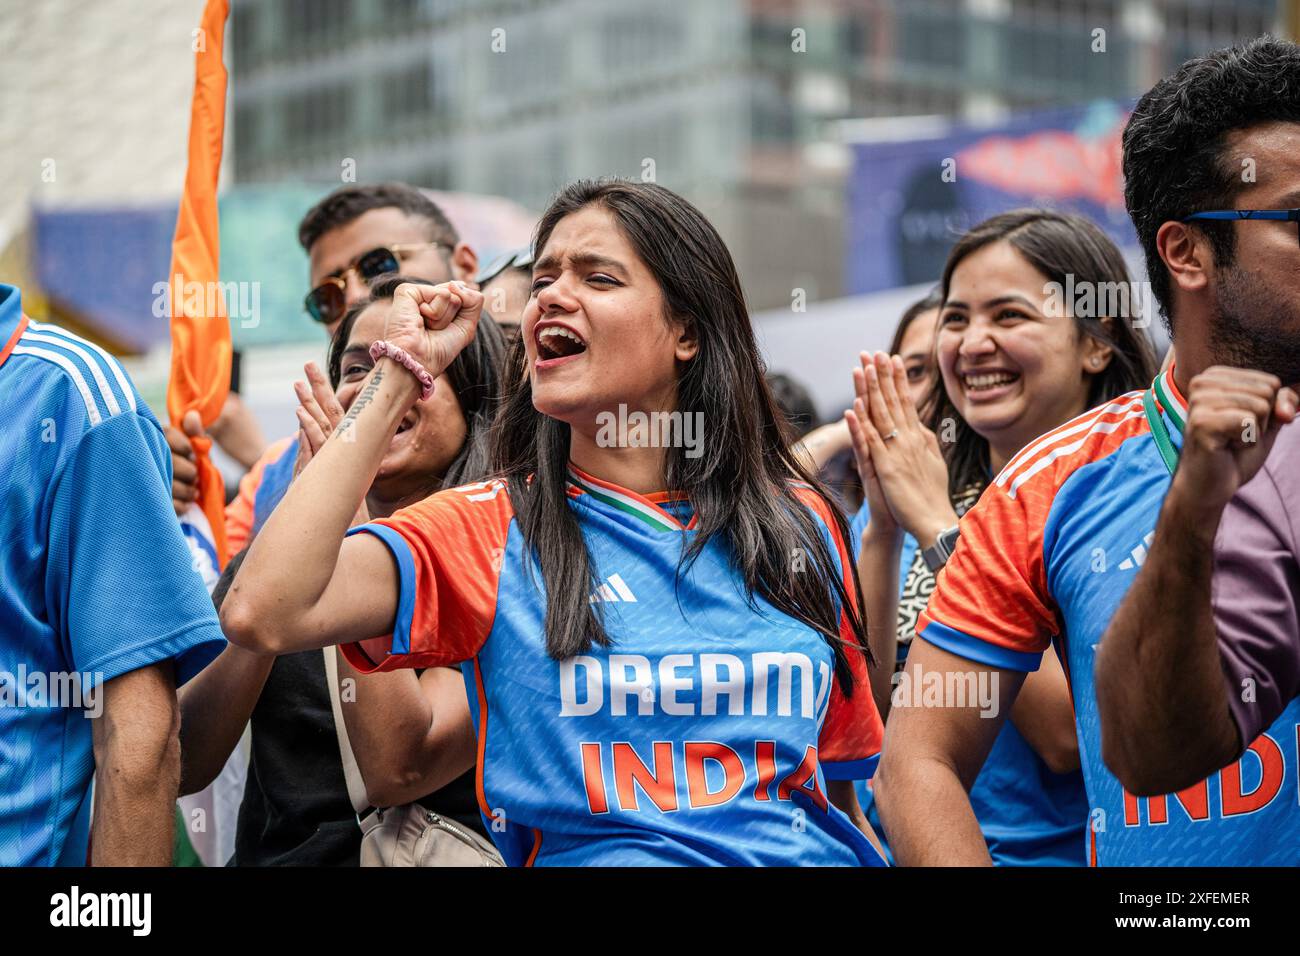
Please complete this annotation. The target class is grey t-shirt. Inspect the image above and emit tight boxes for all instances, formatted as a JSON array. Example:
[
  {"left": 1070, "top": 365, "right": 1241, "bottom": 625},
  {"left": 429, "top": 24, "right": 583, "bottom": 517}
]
[{"left": 1214, "top": 422, "right": 1300, "bottom": 744}]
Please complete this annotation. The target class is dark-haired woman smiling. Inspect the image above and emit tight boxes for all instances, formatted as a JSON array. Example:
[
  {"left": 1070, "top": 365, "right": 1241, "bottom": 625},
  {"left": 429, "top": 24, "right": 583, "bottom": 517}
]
[
  {"left": 850, "top": 210, "right": 1156, "bottom": 866},
  {"left": 222, "top": 179, "right": 886, "bottom": 866}
]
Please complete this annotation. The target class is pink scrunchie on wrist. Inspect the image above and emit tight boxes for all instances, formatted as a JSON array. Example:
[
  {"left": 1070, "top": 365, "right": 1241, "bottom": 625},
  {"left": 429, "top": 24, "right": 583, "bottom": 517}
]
[{"left": 369, "top": 340, "right": 436, "bottom": 401}]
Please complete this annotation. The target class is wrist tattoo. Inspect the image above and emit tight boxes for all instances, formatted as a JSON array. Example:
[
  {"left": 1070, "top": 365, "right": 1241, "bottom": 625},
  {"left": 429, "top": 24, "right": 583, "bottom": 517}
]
[{"left": 334, "top": 366, "right": 385, "bottom": 438}]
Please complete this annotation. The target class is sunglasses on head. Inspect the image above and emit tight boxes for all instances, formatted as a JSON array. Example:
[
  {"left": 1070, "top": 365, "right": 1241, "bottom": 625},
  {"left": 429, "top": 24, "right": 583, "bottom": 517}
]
[
  {"left": 304, "top": 241, "right": 451, "bottom": 325},
  {"left": 475, "top": 246, "right": 535, "bottom": 287}
]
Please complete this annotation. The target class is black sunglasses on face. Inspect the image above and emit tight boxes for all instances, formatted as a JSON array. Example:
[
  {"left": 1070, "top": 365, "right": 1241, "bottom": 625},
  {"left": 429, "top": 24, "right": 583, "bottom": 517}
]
[
  {"left": 1182, "top": 209, "right": 1300, "bottom": 247},
  {"left": 304, "top": 241, "right": 450, "bottom": 324}
]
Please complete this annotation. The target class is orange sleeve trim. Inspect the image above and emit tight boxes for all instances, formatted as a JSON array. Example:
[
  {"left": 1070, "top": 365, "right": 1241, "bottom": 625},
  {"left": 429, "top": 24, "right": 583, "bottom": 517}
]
[
  {"left": 0, "top": 315, "right": 29, "bottom": 370},
  {"left": 525, "top": 829, "right": 543, "bottom": 867}
]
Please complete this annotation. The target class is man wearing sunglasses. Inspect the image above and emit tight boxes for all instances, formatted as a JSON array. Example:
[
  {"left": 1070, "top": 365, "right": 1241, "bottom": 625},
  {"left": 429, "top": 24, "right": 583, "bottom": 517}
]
[
  {"left": 166, "top": 182, "right": 480, "bottom": 550},
  {"left": 877, "top": 37, "right": 1300, "bottom": 866}
]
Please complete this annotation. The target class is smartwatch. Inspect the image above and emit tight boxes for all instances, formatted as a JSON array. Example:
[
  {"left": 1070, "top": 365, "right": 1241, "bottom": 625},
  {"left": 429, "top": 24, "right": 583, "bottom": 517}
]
[{"left": 922, "top": 525, "right": 961, "bottom": 572}]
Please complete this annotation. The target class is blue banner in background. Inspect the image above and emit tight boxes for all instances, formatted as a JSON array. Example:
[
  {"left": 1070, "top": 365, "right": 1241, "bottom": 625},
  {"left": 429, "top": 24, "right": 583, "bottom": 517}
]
[
  {"left": 845, "top": 100, "right": 1138, "bottom": 295},
  {"left": 30, "top": 186, "right": 534, "bottom": 354}
]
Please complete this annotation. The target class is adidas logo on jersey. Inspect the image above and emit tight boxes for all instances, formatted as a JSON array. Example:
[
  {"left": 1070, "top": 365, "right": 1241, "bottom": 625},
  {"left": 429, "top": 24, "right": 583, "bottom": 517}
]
[
  {"left": 1118, "top": 531, "right": 1155, "bottom": 570},
  {"left": 589, "top": 573, "right": 637, "bottom": 604}
]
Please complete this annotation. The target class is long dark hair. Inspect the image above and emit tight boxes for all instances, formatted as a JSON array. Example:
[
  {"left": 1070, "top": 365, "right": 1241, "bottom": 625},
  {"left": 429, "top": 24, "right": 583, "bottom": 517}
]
[
  {"left": 924, "top": 209, "right": 1157, "bottom": 496},
  {"left": 328, "top": 274, "right": 506, "bottom": 487},
  {"left": 888, "top": 288, "right": 944, "bottom": 356},
  {"left": 491, "top": 179, "right": 868, "bottom": 688}
]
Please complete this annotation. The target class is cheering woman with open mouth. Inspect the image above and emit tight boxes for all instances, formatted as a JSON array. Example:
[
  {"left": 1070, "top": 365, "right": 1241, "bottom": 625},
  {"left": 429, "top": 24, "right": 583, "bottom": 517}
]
[{"left": 222, "top": 179, "right": 886, "bottom": 866}]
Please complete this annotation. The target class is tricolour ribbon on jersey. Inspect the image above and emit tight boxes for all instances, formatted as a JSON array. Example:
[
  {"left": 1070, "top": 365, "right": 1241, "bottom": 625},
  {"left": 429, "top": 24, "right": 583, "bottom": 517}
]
[{"left": 167, "top": 0, "right": 232, "bottom": 570}]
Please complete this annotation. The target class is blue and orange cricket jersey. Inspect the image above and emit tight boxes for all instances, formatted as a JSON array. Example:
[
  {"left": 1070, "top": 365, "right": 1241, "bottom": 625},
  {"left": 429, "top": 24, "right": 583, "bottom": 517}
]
[
  {"left": 849, "top": 504, "right": 1087, "bottom": 866},
  {"left": 919, "top": 368, "right": 1300, "bottom": 865},
  {"left": 0, "top": 284, "right": 225, "bottom": 865},
  {"left": 341, "top": 466, "right": 886, "bottom": 866}
]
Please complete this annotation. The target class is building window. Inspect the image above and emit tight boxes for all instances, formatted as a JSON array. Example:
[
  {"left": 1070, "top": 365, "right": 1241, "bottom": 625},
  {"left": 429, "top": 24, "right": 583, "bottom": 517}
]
[
  {"left": 282, "top": 85, "right": 353, "bottom": 151},
  {"left": 382, "top": 62, "right": 434, "bottom": 121},
  {"left": 283, "top": 0, "right": 352, "bottom": 48}
]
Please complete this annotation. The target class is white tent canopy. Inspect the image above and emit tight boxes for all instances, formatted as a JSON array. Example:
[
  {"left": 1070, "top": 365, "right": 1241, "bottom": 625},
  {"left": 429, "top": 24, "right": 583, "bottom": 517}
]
[{"left": 752, "top": 282, "right": 936, "bottom": 422}]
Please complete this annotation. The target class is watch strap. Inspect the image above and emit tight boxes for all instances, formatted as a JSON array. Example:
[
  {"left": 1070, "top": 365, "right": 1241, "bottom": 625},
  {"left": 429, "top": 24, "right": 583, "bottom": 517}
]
[{"left": 922, "top": 525, "right": 960, "bottom": 572}]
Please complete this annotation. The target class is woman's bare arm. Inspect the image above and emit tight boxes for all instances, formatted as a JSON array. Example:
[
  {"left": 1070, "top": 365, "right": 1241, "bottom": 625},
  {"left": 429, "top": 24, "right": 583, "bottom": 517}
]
[
  {"left": 220, "top": 282, "right": 483, "bottom": 655},
  {"left": 177, "top": 644, "right": 275, "bottom": 795},
  {"left": 827, "top": 779, "right": 887, "bottom": 860},
  {"left": 337, "top": 654, "right": 477, "bottom": 807},
  {"left": 1007, "top": 650, "right": 1081, "bottom": 774},
  {"left": 794, "top": 420, "right": 853, "bottom": 471},
  {"left": 858, "top": 529, "right": 902, "bottom": 720}
]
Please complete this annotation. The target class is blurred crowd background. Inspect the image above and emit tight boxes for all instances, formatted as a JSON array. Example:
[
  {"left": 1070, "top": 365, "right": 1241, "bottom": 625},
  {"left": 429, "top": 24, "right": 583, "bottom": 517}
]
[{"left": 1, "top": 0, "right": 1294, "bottom": 483}]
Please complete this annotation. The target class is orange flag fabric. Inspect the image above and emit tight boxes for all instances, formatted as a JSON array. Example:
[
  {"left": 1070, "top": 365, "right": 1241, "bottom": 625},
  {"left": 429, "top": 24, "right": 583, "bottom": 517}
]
[{"left": 167, "top": 0, "right": 232, "bottom": 566}]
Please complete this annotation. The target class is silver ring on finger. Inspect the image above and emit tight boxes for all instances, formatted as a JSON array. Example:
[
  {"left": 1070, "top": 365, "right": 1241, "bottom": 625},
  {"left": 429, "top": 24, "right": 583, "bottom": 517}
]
[{"left": 883, "top": 428, "right": 900, "bottom": 441}]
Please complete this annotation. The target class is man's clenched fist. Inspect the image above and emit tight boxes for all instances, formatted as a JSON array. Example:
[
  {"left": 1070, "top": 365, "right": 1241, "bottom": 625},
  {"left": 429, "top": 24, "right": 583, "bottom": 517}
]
[{"left": 1176, "top": 366, "right": 1298, "bottom": 511}]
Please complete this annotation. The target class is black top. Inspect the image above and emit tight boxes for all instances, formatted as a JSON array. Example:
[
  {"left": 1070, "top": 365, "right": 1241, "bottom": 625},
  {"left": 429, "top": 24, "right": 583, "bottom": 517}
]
[{"left": 233, "top": 649, "right": 485, "bottom": 866}]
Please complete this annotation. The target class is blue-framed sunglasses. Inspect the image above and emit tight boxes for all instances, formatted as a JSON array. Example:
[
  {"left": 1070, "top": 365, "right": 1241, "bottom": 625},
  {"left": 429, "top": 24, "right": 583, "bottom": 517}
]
[{"left": 1182, "top": 208, "right": 1300, "bottom": 246}]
